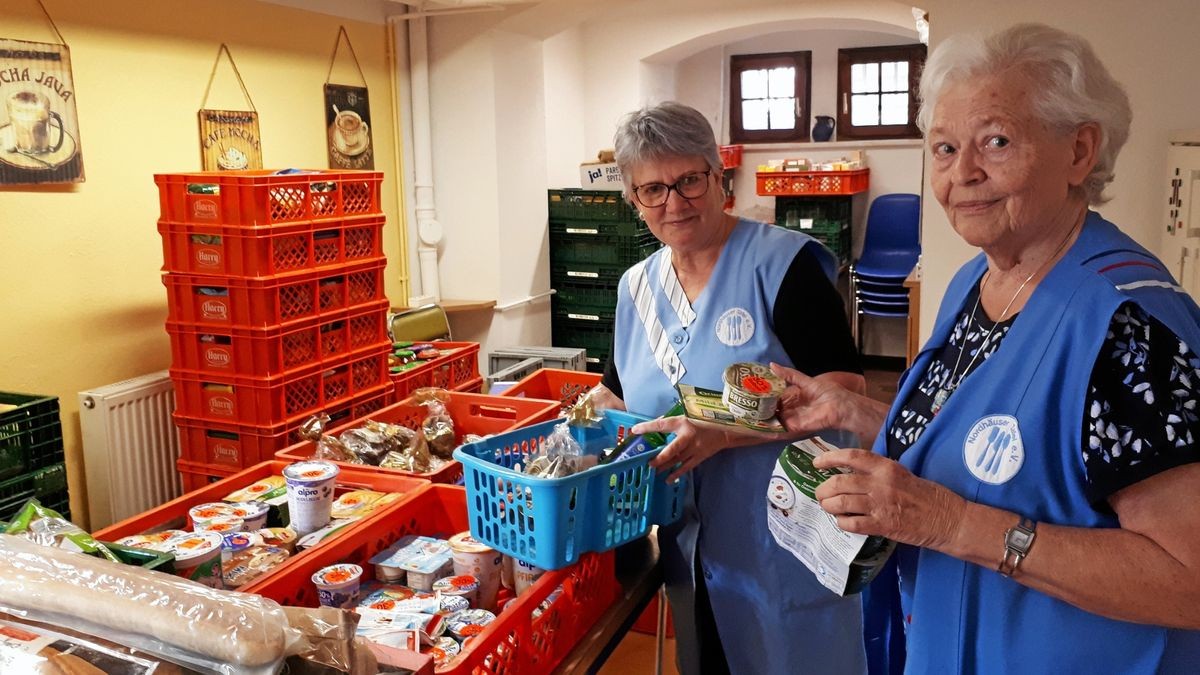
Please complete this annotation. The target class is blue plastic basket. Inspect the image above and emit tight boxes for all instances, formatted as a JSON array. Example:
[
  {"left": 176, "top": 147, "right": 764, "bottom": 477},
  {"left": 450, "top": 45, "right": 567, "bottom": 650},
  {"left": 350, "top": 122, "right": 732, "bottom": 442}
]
[{"left": 453, "top": 410, "right": 687, "bottom": 570}]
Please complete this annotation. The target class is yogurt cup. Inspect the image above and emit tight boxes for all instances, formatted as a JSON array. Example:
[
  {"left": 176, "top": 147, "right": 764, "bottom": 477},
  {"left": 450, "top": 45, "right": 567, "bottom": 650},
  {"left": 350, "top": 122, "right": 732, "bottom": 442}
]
[
  {"left": 512, "top": 558, "right": 544, "bottom": 597},
  {"left": 224, "top": 475, "right": 286, "bottom": 502},
  {"left": 194, "top": 515, "right": 244, "bottom": 534},
  {"left": 312, "top": 563, "right": 363, "bottom": 608},
  {"left": 432, "top": 574, "right": 480, "bottom": 608},
  {"left": 448, "top": 531, "right": 503, "bottom": 610},
  {"left": 283, "top": 460, "right": 340, "bottom": 536},
  {"left": 116, "top": 530, "right": 187, "bottom": 552},
  {"left": 165, "top": 531, "right": 225, "bottom": 589},
  {"left": 446, "top": 609, "right": 496, "bottom": 641},
  {"left": 424, "top": 636, "right": 461, "bottom": 666},
  {"left": 722, "top": 362, "right": 786, "bottom": 422},
  {"left": 224, "top": 544, "right": 290, "bottom": 589},
  {"left": 501, "top": 554, "right": 515, "bottom": 590},
  {"left": 255, "top": 527, "right": 297, "bottom": 553},
  {"left": 228, "top": 500, "right": 270, "bottom": 531},
  {"left": 188, "top": 502, "right": 236, "bottom": 529},
  {"left": 221, "top": 531, "right": 263, "bottom": 559}
]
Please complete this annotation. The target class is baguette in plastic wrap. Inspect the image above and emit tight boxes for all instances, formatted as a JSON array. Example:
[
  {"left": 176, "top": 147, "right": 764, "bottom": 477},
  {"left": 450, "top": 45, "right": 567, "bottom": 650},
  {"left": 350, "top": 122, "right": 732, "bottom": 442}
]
[{"left": 0, "top": 534, "right": 298, "bottom": 674}]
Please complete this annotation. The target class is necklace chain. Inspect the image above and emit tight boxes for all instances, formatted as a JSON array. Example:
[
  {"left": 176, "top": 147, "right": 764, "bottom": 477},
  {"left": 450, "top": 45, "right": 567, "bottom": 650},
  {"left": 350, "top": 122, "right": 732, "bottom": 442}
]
[{"left": 931, "top": 219, "right": 1083, "bottom": 415}]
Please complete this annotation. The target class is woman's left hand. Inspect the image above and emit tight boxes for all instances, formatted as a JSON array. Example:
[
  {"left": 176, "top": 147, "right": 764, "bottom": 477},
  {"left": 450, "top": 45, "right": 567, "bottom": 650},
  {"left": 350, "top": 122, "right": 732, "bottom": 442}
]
[
  {"left": 812, "top": 449, "right": 967, "bottom": 549},
  {"left": 635, "top": 417, "right": 731, "bottom": 484}
]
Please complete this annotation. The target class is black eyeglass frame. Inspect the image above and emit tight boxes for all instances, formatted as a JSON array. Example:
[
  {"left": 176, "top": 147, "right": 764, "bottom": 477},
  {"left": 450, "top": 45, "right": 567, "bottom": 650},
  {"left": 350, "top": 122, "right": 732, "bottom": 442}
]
[{"left": 631, "top": 169, "right": 714, "bottom": 208}]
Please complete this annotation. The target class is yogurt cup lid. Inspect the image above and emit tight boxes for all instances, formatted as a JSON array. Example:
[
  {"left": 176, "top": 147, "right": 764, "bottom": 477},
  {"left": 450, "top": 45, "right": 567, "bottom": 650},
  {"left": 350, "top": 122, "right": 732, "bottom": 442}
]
[
  {"left": 448, "top": 531, "right": 494, "bottom": 554},
  {"left": 255, "top": 527, "right": 297, "bottom": 547},
  {"left": 433, "top": 574, "right": 479, "bottom": 593},
  {"left": 447, "top": 608, "right": 496, "bottom": 634},
  {"left": 224, "top": 476, "right": 286, "bottom": 502},
  {"left": 189, "top": 502, "right": 236, "bottom": 522},
  {"left": 437, "top": 594, "right": 470, "bottom": 614},
  {"left": 116, "top": 530, "right": 187, "bottom": 551},
  {"left": 283, "top": 460, "right": 339, "bottom": 483},
  {"left": 222, "top": 531, "right": 263, "bottom": 552},
  {"left": 196, "top": 515, "right": 244, "bottom": 533},
  {"left": 165, "top": 531, "right": 224, "bottom": 562},
  {"left": 312, "top": 563, "right": 363, "bottom": 587},
  {"left": 228, "top": 500, "right": 269, "bottom": 520}
]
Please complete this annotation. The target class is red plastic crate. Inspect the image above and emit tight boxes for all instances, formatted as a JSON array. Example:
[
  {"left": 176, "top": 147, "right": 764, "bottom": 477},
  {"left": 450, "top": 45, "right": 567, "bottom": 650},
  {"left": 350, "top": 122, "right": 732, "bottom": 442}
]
[
  {"left": 755, "top": 168, "right": 870, "bottom": 196},
  {"left": 274, "top": 391, "right": 561, "bottom": 484},
  {"left": 163, "top": 258, "right": 386, "bottom": 328},
  {"left": 390, "top": 342, "right": 481, "bottom": 401},
  {"left": 155, "top": 170, "right": 383, "bottom": 226},
  {"left": 174, "top": 383, "right": 392, "bottom": 470},
  {"left": 719, "top": 144, "right": 743, "bottom": 169},
  {"left": 94, "top": 460, "right": 425, "bottom": 581},
  {"left": 167, "top": 301, "right": 388, "bottom": 377},
  {"left": 249, "top": 484, "right": 620, "bottom": 674},
  {"left": 172, "top": 347, "right": 389, "bottom": 426},
  {"left": 158, "top": 215, "right": 384, "bottom": 277},
  {"left": 500, "top": 368, "right": 600, "bottom": 408}
]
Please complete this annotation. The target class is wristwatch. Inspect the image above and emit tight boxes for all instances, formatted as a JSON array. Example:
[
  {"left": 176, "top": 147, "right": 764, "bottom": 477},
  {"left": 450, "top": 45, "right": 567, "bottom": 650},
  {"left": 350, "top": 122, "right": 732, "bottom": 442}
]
[{"left": 998, "top": 516, "right": 1037, "bottom": 577}]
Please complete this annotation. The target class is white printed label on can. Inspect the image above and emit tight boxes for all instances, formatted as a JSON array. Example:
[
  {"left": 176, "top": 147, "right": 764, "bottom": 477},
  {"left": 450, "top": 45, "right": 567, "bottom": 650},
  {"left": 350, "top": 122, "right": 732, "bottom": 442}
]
[
  {"left": 962, "top": 415, "right": 1024, "bottom": 485},
  {"left": 715, "top": 307, "right": 755, "bottom": 347}
]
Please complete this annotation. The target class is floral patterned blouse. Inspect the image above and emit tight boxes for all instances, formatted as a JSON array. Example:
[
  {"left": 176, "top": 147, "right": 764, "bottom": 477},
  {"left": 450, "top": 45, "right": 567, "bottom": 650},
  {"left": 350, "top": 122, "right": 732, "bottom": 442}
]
[{"left": 886, "top": 282, "right": 1200, "bottom": 507}]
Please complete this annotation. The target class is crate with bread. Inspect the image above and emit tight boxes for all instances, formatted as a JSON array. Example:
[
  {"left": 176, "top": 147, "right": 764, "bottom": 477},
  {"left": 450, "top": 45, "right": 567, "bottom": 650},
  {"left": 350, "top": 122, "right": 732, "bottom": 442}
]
[{"left": 274, "top": 388, "right": 560, "bottom": 484}]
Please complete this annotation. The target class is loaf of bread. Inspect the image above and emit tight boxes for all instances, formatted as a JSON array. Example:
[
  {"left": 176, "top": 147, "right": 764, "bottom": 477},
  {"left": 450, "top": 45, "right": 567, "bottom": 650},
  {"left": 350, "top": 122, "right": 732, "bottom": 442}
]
[{"left": 0, "top": 534, "right": 292, "bottom": 669}]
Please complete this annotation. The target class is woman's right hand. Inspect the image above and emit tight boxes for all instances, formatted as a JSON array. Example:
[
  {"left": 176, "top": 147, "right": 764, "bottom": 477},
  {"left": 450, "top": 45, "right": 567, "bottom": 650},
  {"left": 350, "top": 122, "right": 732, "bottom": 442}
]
[{"left": 771, "top": 363, "right": 857, "bottom": 437}]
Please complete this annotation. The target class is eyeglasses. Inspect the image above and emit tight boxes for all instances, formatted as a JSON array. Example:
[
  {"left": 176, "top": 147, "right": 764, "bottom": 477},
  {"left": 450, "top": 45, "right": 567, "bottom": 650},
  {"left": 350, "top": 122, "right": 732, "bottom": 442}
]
[{"left": 631, "top": 170, "right": 713, "bottom": 208}]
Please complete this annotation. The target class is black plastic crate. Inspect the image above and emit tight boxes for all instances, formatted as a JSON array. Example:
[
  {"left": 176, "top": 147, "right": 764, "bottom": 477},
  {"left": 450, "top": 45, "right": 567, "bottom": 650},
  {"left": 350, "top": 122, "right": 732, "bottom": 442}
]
[
  {"left": 775, "top": 196, "right": 851, "bottom": 236},
  {"left": 548, "top": 189, "right": 638, "bottom": 222},
  {"left": 553, "top": 275, "right": 619, "bottom": 310},
  {"left": 812, "top": 228, "right": 852, "bottom": 266},
  {"left": 0, "top": 392, "right": 64, "bottom": 481},
  {"left": 552, "top": 316, "right": 614, "bottom": 368},
  {"left": 552, "top": 297, "right": 617, "bottom": 323}
]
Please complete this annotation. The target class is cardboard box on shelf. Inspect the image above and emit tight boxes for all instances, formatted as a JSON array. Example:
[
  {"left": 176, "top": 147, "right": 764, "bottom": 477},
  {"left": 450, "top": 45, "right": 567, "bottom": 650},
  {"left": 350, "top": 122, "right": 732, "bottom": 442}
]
[{"left": 580, "top": 149, "right": 623, "bottom": 191}]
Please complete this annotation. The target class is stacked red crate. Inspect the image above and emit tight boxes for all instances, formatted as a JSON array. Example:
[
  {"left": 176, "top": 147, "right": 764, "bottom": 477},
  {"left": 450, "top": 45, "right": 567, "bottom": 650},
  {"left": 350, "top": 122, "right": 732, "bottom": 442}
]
[{"left": 155, "top": 170, "right": 393, "bottom": 487}]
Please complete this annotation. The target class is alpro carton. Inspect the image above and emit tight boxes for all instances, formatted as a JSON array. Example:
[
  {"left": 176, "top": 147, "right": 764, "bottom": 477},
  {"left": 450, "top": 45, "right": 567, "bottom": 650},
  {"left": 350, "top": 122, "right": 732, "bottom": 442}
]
[{"left": 766, "top": 437, "right": 894, "bottom": 596}]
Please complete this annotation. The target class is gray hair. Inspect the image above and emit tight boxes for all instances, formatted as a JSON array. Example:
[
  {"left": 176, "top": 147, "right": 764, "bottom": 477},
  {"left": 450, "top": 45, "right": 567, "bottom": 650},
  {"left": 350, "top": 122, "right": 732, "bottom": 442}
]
[
  {"left": 917, "top": 23, "right": 1131, "bottom": 205},
  {"left": 612, "top": 102, "right": 723, "bottom": 197}
]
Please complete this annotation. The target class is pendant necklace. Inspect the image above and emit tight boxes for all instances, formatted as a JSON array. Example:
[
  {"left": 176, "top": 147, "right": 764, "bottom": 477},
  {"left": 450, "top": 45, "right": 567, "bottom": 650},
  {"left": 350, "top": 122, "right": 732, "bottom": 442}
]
[{"left": 929, "top": 219, "right": 1082, "bottom": 416}]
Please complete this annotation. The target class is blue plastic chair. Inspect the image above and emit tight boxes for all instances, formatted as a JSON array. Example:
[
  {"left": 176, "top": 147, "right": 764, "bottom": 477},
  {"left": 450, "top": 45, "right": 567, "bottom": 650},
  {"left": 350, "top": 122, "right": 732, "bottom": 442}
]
[{"left": 851, "top": 194, "right": 921, "bottom": 353}]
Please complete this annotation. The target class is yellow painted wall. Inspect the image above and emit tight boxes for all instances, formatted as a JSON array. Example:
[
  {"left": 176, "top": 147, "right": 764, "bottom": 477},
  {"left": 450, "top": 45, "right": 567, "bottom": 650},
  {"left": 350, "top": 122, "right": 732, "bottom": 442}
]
[{"left": 0, "top": 0, "right": 404, "bottom": 529}]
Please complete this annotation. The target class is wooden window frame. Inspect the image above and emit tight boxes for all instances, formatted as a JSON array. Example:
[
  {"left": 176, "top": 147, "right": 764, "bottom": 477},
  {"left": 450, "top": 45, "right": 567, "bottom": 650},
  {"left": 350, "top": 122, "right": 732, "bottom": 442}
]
[
  {"left": 729, "top": 51, "right": 812, "bottom": 144},
  {"left": 836, "top": 44, "right": 926, "bottom": 141}
]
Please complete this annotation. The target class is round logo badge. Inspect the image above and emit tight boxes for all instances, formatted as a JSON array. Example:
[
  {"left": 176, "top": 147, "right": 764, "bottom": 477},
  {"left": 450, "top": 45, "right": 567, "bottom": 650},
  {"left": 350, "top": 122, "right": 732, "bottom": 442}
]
[
  {"left": 715, "top": 307, "right": 755, "bottom": 346},
  {"left": 962, "top": 415, "right": 1024, "bottom": 484}
]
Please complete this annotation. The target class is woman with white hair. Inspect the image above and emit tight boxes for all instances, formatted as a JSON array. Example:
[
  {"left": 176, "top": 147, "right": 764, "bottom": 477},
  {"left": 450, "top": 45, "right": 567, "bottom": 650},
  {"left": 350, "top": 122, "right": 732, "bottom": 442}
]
[{"left": 636, "top": 22, "right": 1200, "bottom": 672}]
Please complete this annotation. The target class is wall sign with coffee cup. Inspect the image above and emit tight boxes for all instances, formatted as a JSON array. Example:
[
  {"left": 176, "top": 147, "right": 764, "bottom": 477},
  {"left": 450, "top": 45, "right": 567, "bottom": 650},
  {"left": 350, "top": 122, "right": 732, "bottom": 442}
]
[
  {"left": 198, "top": 44, "right": 262, "bottom": 172},
  {"left": 324, "top": 28, "right": 373, "bottom": 170},
  {"left": 0, "top": 38, "right": 85, "bottom": 185}
]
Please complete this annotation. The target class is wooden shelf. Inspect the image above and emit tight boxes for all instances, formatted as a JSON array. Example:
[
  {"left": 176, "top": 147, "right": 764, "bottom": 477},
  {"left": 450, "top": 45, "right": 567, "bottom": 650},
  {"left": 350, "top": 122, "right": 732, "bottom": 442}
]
[{"left": 390, "top": 299, "right": 496, "bottom": 314}]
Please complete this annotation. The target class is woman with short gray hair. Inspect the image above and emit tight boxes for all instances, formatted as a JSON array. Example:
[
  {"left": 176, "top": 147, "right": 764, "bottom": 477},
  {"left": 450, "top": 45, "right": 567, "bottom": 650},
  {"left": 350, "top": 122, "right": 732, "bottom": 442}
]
[
  {"left": 589, "top": 100, "right": 868, "bottom": 673},
  {"left": 763, "top": 22, "right": 1200, "bottom": 673}
]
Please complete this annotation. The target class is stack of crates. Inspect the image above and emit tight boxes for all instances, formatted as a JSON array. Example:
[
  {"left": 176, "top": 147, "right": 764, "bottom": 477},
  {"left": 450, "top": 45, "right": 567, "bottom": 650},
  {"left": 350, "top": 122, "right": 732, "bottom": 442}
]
[
  {"left": 547, "top": 189, "right": 661, "bottom": 372},
  {"left": 155, "top": 170, "right": 394, "bottom": 484},
  {"left": 775, "top": 196, "right": 853, "bottom": 267},
  {"left": 0, "top": 392, "right": 68, "bottom": 521}
]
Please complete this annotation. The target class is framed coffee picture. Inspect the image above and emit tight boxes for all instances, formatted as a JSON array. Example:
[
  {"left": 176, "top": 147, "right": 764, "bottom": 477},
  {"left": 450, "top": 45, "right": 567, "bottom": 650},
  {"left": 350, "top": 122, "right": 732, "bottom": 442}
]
[
  {"left": 325, "top": 83, "right": 373, "bottom": 170},
  {"left": 198, "top": 44, "right": 262, "bottom": 172},
  {"left": 0, "top": 38, "right": 85, "bottom": 185}
]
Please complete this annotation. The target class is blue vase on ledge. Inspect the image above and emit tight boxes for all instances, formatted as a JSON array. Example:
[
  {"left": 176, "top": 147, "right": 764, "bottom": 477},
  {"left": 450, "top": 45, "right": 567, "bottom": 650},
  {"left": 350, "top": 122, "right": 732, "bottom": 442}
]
[{"left": 813, "top": 115, "right": 835, "bottom": 142}]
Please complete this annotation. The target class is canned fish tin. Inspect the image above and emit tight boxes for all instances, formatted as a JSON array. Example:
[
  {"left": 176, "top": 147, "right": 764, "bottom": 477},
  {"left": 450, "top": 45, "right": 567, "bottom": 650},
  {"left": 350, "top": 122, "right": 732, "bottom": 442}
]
[{"left": 722, "top": 362, "right": 786, "bottom": 421}]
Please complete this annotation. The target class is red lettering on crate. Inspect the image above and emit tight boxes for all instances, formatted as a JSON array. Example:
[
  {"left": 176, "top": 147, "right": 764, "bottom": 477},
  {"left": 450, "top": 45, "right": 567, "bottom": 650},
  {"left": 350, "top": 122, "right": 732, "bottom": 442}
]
[
  {"left": 192, "top": 199, "right": 219, "bottom": 219},
  {"left": 195, "top": 248, "right": 222, "bottom": 267},
  {"left": 204, "top": 346, "right": 232, "bottom": 368},
  {"left": 201, "top": 300, "right": 228, "bottom": 320}
]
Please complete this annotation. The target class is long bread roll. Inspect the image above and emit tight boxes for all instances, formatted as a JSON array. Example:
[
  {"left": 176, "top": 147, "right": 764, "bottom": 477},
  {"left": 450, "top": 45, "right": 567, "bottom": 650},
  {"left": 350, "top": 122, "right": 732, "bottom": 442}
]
[{"left": 0, "top": 534, "right": 291, "bottom": 668}]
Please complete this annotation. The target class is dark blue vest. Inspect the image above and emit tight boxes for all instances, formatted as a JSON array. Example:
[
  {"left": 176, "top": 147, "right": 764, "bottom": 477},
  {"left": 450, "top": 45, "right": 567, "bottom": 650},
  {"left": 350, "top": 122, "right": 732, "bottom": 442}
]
[{"left": 875, "top": 212, "right": 1200, "bottom": 672}]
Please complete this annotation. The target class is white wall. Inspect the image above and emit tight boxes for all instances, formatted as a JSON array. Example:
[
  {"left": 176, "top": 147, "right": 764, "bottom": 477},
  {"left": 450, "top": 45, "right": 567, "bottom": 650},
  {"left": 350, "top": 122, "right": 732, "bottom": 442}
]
[{"left": 915, "top": 0, "right": 1200, "bottom": 345}]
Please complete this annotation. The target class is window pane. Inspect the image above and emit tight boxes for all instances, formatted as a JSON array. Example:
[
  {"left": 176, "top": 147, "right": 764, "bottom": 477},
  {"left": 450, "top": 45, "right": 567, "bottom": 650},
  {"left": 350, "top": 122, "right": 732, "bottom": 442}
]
[
  {"left": 880, "top": 61, "right": 909, "bottom": 92},
  {"left": 768, "top": 98, "right": 796, "bottom": 130},
  {"left": 742, "top": 69, "right": 768, "bottom": 99},
  {"left": 881, "top": 93, "right": 909, "bottom": 125},
  {"left": 768, "top": 67, "right": 795, "bottom": 98},
  {"left": 851, "top": 94, "right": 879, "bottom": 126},
  {"left": 851, "top": 63, "right": 879, "bottom": 93},
  {"left": 743, "top": 99, "right": 769, "bottom": 130}
]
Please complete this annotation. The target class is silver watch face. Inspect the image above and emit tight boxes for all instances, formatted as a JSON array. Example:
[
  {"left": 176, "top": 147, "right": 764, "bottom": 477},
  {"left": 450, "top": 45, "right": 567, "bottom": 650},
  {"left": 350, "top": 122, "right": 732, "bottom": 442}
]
[{"left": 1007, "top": 529, "right": 1034, "bottom": 550}]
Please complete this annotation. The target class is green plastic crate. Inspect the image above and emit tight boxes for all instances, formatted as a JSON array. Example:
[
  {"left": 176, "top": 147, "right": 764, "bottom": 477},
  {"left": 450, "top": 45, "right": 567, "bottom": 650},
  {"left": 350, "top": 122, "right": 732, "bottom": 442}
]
[
  {"left": 0, "top": 392, "right": 64, "bottom": 481},
  {"left": 549, "top": 226, "right": 660, "bottom": 267},
  {"left": 553, "top": 276, "right": 619, "bottom": 310},
  {"left": 548, "top": 189, "right": 638, "bottom": 222},
  {"left": 552, "top": 297, "right": 616, "bottom": 323},
  {"left": 552, "top": 316, "right": 614, "bottom": 371}
]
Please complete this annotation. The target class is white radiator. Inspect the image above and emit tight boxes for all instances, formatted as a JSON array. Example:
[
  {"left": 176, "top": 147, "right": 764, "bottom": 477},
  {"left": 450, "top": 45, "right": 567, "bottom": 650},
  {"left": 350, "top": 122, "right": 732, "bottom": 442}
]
[{"left": 79, "top": 370, "right": 182, "bottom": 530}]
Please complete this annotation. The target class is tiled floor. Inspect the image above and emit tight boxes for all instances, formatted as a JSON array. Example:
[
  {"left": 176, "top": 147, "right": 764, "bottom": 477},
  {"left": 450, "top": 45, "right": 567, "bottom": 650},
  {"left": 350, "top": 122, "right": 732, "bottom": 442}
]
[{"left": 597, "top": 365, "right": 904, "bottom": 673}]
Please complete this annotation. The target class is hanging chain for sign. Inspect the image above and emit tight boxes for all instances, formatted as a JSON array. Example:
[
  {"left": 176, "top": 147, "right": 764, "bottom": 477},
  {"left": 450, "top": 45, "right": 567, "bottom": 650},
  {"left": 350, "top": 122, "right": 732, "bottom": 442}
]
[
  {"left": 197, "top": 43, "right": 262, "bottom": 171},
  {"left": 324, "top": 26, "right": 374, "bottom": 170},
  {"left": 0, "top": 0, "right": 85, "bottom": 184}
]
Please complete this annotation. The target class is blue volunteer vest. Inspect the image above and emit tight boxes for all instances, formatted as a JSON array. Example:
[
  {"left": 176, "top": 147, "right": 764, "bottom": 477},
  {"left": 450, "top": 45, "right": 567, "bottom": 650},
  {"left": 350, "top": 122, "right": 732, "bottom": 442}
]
[
  {"left": 616, "top": 218, "right": 867, "bottom": 674},
  {"left": 875, "top": 211, "right": 1200, "bottom": 672}
]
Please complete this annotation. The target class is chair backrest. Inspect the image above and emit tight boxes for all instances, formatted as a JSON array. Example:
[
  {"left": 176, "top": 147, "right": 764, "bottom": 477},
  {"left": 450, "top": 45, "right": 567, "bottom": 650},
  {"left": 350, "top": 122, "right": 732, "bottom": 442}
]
[
  {"left": 388, "top": 304, "right": 451, "bottom": 342},
  {"left": 863, "top": 193, "right": 921, "bottom": 254}
]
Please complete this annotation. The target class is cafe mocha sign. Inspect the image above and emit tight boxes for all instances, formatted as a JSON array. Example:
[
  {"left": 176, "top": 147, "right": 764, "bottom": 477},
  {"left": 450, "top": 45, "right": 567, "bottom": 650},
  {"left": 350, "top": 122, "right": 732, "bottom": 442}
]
[
  {"left": 0, "top": 38, "right": 85, "bottom": 185},
  {"left": 198, "top": 109, "right": 262, "bottom": 172}
]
